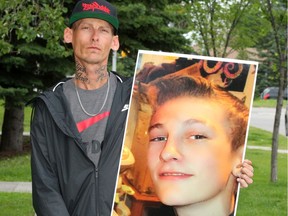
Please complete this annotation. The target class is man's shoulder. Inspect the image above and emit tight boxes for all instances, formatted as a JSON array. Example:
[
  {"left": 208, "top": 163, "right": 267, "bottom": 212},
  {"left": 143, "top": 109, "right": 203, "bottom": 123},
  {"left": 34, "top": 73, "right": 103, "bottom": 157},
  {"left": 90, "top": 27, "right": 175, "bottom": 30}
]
[
  {"left": 31, "top": 78, "right": 70, "bottom": 106},
  {"left": 111, "top": 71, "right": 132, "bottom": 83},
  {"left": 48, "top": 78, "right": 72, "bottom": 92}
]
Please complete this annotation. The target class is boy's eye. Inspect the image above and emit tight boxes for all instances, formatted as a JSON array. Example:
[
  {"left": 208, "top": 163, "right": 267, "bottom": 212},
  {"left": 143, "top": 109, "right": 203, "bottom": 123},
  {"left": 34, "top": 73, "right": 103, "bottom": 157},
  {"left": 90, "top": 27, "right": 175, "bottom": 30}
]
[
  {"left": 149, "top": 136, "right": 167, "bottom": 142},
  {"left": 189, "top": 134, "right": 207, "bottom": 140}
]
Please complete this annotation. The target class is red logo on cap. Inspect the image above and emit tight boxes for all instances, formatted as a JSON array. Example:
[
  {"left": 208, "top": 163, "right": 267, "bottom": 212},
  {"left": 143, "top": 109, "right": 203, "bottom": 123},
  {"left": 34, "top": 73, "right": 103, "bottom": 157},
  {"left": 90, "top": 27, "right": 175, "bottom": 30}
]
[{"left": 82, "top": 2, "right": 110, "bottom": 14}]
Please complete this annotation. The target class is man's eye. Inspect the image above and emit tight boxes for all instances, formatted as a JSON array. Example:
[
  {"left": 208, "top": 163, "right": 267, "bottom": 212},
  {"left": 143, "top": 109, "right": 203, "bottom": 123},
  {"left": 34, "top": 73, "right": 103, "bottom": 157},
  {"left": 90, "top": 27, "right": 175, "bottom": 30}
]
[
  {"left": 149, "top": 136, "right": 167, "bottom": 142},
  {"left": 100, "top": 28, "right": 111, "bottom": 34}
]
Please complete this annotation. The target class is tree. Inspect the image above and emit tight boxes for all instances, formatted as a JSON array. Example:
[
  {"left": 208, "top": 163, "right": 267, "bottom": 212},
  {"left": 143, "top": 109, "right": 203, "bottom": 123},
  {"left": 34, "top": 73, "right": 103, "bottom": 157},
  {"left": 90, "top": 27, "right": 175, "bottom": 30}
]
[
  {"left": 112, "top": 0, "right": 193, "bottom": 76},
  {"left": 0, "top": 0, "right": 73, "bottom": 152},
  {"left": 187, "top": 0, "right": 270, "bottom": 58},
  {"left": 259, "top": 0, "right": 287, "bottom": 182}
]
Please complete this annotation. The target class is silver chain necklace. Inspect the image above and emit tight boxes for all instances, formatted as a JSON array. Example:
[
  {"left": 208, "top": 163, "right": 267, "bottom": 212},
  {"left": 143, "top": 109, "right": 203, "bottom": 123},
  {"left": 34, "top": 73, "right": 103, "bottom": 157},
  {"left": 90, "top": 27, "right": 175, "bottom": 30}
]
[{"left": 75, "top": 76, "right": 110, "bottom": 117}]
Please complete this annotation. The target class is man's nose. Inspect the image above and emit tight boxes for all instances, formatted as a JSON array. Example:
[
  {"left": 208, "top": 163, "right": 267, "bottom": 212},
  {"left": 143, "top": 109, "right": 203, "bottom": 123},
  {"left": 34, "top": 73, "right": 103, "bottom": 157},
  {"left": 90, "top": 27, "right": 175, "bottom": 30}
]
[{"left": 91, "top": 29, "right": 99, "bottom": 41}]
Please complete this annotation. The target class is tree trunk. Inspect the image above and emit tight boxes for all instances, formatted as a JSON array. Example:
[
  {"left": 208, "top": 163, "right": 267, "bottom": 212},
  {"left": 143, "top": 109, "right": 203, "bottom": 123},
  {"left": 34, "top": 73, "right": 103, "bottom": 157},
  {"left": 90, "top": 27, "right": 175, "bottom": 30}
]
[
  {"left": 270, "top": 61, "right": 285, "bottom": 182},
  {"left": 270, "top": 102, "right": 280, "bottom": 182},
  {"left": 265, "top": 0, "right": 287, "bottom": 183},
  {"left": 0, "top": 97, "right": 24, "bottom": 152}
]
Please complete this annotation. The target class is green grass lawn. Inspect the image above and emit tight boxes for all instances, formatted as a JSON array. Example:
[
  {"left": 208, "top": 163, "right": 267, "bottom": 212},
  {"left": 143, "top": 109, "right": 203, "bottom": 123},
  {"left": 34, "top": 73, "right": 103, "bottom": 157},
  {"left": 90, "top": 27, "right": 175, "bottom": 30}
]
[
  {"left": 0, "top": 193, "right": 34, "bottom": 216},
  {"left": 23, "top": 106, "right": 32, "bottom": 133},
  {"left": 248, "top": 126, "right": 287, "bottom": 150},
  {"left": 238, "top": 125, "right": 287, "bottom": 216},
  {"left": 253, "top": 98, "right": 287, "bottom": 108},
  {"left": 0, "top": 154, "right": 31, "bottom": 181},
  {"left": 236, "top": 149, "right": 287, "bottom": 216}
]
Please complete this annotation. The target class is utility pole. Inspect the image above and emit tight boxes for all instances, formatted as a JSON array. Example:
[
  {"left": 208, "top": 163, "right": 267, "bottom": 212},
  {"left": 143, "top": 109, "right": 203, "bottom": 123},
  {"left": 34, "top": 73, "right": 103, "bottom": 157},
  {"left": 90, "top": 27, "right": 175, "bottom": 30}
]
[{"left": 112, "top": 50, "right": 117, "bottom": 71}]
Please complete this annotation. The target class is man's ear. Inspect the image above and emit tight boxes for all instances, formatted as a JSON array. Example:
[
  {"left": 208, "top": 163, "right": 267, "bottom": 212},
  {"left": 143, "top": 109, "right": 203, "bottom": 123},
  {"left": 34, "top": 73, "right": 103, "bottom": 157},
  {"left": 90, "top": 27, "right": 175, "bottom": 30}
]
[
  {"left": 63, "top": 27, "right": 73, "bottom": 43},
  {"left": 111, "top": 35, "right": 120, "bottom": 51}
]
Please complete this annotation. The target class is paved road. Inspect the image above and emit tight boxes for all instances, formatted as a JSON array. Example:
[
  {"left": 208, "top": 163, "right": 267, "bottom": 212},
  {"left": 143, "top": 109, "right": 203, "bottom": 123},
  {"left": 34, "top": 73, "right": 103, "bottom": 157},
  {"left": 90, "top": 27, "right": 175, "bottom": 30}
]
[{"left": 250, "top": 107, "right": 287, "bottom": 136}]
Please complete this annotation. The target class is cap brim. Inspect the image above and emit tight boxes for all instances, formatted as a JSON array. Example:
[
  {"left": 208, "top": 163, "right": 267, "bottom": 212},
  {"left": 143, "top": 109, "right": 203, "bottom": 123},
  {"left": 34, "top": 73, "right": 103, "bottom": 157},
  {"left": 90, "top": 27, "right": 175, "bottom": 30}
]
[{"left": 69, "top": 11, "right": 119, "bottom": 30}]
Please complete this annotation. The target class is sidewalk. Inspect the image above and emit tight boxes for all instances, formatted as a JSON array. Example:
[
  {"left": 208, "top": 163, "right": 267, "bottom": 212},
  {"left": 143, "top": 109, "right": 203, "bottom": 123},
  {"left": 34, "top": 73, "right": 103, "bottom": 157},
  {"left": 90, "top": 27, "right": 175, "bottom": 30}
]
[
  {"left": 0, "top": 181, "right": 32, "bottom": 193},
  {"left": 0, "top": 145, "right": 287, "bottom": 193},
  {"left": 247, "top": 145, "right": 288, "bottom": 154}
]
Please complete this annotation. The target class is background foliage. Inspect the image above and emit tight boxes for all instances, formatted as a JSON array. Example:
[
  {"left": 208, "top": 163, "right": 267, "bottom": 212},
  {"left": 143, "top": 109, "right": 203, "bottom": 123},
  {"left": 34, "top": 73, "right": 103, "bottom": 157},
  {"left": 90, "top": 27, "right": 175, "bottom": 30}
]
[{"left": 0, "top": 0, "right": 286, "bottom": 181}]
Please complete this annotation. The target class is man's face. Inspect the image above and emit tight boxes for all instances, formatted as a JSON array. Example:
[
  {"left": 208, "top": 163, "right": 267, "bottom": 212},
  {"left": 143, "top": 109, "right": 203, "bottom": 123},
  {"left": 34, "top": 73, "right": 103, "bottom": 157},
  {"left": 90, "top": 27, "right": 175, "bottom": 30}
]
[
  {"left": 65, "top": 18, "right": 119, "bottom": 66},
  {"left": 147, "top": 96, "right": 238, "bottom": 206}
]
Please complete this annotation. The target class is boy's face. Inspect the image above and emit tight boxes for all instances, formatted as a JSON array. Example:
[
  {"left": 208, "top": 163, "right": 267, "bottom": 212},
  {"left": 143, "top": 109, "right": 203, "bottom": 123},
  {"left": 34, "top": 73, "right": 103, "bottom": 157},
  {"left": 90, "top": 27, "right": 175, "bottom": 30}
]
[
  {"left": 64, "top": 18, "right": 119, "bottom": 66},
  {"left": 147, "top": 96, "right": 239, "bottom": 206}
]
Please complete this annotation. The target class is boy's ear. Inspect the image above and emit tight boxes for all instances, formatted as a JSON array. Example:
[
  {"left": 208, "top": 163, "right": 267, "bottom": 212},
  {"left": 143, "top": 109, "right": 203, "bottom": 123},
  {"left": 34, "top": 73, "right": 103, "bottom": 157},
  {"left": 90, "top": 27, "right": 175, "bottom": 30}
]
[
  {"left": 136, "top": 82, "right": 155, "bottom": 115},
  {"left": 63, "top": 27, "right": 73, "bottom": 43},
  {"left": 236, "top": 145, "right": 244, "bottom": 159},
  {"left": 231, "top": 145, "right": 244, "bottom": 177}
]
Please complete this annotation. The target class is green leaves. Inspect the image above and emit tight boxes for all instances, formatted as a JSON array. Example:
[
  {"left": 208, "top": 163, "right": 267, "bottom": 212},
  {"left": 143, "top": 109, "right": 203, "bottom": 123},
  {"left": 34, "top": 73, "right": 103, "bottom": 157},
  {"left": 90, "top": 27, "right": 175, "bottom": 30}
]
[
  {"left": 0, "top": 0, "right": 72, "bottom": 106},
  {"left": 0, "top": 0, "right": 67, "bottom": 57},
  {"left": 112, "top": 0, "right": 192, "bottom": 75},
  {"left": 188, "top": 0, "right": 265, "bottom": 57}
]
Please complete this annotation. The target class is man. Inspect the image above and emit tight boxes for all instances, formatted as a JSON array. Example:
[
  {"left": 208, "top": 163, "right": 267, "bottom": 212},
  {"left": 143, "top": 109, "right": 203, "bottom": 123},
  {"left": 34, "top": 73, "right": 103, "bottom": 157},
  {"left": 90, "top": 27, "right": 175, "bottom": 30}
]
[{"left": 30, "top": 0, "right": 132, "bottom": 215}]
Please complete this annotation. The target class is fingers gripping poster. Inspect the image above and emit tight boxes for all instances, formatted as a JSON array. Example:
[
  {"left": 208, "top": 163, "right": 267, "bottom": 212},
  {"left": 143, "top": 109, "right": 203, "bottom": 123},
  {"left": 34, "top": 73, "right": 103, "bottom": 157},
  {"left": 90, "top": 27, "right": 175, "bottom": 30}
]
[{"left": 113, "top": 50, "right": 258, "bottom": 216}]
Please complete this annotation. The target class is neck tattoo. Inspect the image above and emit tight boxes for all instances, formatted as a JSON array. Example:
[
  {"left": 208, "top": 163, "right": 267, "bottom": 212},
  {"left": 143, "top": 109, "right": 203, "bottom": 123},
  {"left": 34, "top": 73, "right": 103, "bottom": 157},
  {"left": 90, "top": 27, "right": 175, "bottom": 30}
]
[
  {"left": 74, "top": 72, "right": 110, "bottom": 117},
  {"left": 95, "top": 65, "right": 108, "bottom": 82},
  {"left": 75, "top": 61, "right": 108, "bottom": 86},
  {"left": 75, "top": 72, "right": 89, "bottom": 84},
  {"left": 95, "top": 65, "right": 107, "bottom": 75},
  {"left": 75, "top": 61, "right": 89, "bottom": 87},
  {"left": 76, "top": 60, "right": 86, "bottom": 73}
]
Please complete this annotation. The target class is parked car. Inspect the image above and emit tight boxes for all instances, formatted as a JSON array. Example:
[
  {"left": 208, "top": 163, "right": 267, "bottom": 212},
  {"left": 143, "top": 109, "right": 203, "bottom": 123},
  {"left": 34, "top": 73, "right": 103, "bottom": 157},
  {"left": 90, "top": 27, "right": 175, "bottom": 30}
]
[{"left": 260, "top": 87, "right": 288, "bottom": 100}]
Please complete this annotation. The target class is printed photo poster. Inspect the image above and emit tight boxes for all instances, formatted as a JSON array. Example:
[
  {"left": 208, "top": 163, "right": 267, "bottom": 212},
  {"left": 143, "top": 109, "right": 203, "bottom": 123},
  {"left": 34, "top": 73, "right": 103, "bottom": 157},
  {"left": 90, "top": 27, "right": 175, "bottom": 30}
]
[{"left": 113, "top": 50, "right": 258, "bottom": 216}]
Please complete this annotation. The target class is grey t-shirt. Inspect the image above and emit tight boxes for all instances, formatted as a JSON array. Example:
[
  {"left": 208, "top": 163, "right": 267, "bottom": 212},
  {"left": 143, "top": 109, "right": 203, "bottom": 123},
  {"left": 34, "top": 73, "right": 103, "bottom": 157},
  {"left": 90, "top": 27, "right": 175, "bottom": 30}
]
[{"left": 63, "top": 72, "right": 117, "bottom": 166}]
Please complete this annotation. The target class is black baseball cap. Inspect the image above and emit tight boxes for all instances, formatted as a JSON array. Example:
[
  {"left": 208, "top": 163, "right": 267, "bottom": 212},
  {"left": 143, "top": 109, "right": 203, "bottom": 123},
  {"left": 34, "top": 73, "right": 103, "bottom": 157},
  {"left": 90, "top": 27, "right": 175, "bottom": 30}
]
[{"left": 68, "top": 0, "right": 119, "bottom": 31}]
